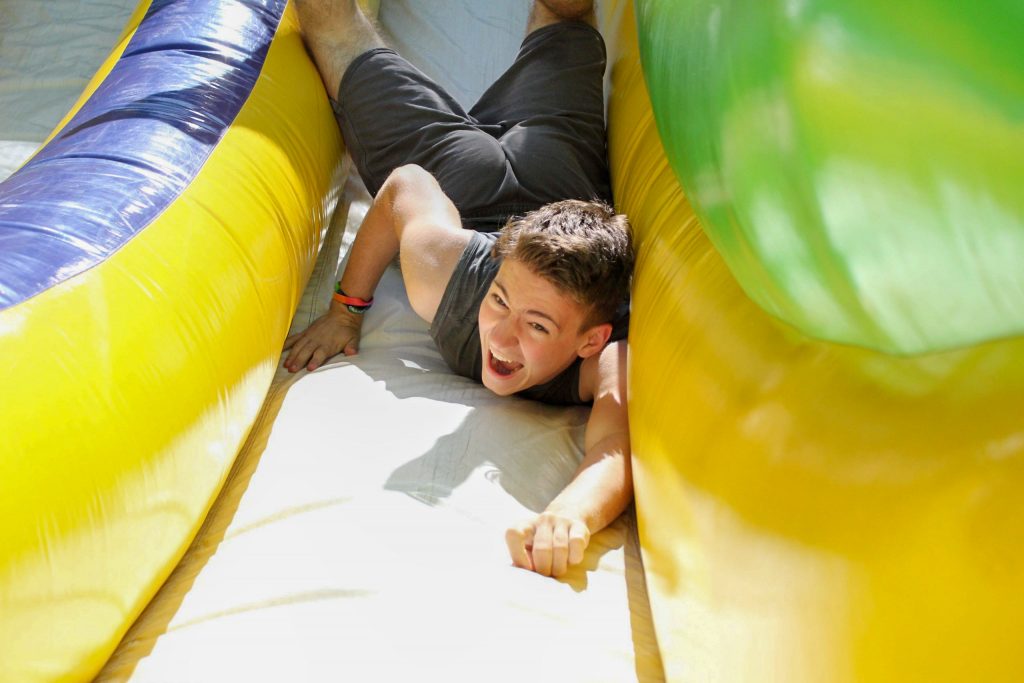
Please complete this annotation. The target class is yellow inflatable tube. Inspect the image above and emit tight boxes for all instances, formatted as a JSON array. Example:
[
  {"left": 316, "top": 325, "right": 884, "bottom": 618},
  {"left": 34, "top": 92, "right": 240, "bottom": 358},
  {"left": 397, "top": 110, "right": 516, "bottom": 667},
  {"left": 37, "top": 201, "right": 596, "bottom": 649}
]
[
  {"left": 604, "top": 1, "right": 1024, "bottom": 681},
  {"left": 0, "top": 1, "right": 342, "bottom": 680}
]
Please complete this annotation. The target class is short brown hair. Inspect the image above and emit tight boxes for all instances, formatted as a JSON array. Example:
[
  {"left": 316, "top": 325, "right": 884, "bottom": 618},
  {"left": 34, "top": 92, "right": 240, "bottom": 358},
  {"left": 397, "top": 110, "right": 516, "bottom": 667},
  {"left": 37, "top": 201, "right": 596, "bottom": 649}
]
[{"left": 492, "top": 199, "right": 633, "bottom": 329}]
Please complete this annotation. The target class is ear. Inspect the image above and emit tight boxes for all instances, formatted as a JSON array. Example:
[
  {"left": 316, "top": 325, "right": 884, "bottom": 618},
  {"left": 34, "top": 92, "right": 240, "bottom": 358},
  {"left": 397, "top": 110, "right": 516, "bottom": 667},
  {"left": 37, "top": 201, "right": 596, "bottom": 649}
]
[{"left": 575, "top": 322, "right": 613, "bottom": 359}]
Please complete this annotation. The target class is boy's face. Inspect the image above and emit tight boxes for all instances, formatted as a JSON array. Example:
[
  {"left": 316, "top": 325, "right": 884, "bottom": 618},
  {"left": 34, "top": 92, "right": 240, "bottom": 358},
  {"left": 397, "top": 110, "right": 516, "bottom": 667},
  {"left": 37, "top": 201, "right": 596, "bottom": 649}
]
[{"left": 477, "top": 258, "right": 609, "bottom": 396}]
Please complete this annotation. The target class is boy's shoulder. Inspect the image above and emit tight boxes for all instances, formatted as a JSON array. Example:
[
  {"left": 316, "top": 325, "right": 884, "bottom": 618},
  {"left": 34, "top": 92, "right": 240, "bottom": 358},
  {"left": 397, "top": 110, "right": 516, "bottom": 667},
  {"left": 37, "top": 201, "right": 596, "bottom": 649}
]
[
  {"left": 428, "top": 231, "right": 500, "bottom": 327},
  {"left": 578, "top": 338, "right": 628, "bottom": 404},
  {"left": 428, "top": 231, "right": 500, "bottom": 379},
  {"left": 398, "top": 213, "right": 476, "bottom": 323}
]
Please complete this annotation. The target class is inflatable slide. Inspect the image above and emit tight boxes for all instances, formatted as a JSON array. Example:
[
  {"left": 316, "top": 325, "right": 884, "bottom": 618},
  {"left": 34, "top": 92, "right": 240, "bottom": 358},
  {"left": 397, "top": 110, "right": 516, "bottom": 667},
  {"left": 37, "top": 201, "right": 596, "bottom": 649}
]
[
  {"left": 604, "top": 0, "right": 1024, "bottom": 681},
  {"left": 2, "top": 0, "right": 1022, "bottom": 681},
  {"left": 0, "top": 0, "right": 343, "bottom": 678},
  {"left": 1, "top": 1, "right": 657, "bottom": 681}
]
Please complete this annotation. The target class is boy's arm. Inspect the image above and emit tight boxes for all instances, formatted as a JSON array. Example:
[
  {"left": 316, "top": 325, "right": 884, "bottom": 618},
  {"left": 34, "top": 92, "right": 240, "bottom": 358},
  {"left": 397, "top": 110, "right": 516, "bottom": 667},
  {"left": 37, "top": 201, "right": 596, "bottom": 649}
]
[
  {"left": 506, "top": 340, "right": 633, "bottom": 578},
  {"left": 284, "top": 164, "right": 469, "bottom": 372}
]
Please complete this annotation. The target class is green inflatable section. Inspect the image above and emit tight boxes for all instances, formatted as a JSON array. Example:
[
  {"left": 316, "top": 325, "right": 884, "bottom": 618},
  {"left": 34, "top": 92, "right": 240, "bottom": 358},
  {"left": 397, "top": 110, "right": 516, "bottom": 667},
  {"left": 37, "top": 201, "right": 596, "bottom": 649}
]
[{"left": 637, "top": 0, "right": 1024, "bottom": 355}]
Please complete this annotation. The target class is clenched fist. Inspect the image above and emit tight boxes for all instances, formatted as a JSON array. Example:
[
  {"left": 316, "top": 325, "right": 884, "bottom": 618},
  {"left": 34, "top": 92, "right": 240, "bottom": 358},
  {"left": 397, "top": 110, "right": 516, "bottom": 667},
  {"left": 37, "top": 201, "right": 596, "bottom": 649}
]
[{"left": 506, "top": 511, "right": 591, "bottom": 578}]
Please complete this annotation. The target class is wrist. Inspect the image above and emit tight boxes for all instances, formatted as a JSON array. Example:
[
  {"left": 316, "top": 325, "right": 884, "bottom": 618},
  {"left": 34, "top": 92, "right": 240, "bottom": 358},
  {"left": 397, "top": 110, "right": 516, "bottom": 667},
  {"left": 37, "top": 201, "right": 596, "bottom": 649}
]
[
  {"left": 327, "top": 298, "right": 366, "bottom": 323},
  {"left": 542, "top": 501, "right": 587, "bottom": 525},
  {"left": 333, "top": 281, "right": 373, "bottom": 314}
]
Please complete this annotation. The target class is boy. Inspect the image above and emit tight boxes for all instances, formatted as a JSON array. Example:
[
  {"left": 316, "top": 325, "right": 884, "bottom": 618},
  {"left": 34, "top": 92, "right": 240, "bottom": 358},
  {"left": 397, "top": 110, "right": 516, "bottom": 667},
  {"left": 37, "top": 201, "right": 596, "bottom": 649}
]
[{"left": 286, "top": 0, "right": 633, "bottom": 578}]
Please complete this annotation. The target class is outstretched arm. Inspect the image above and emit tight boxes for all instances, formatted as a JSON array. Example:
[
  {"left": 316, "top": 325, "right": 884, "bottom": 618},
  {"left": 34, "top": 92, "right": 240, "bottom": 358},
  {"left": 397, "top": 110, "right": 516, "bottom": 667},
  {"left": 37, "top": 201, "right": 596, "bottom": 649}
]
[
  {"left": 284, "top": 164, "right": 467, "bottom": 372},
  {"left": 506, "top": 340, "right": 633, "bottom": 577}
]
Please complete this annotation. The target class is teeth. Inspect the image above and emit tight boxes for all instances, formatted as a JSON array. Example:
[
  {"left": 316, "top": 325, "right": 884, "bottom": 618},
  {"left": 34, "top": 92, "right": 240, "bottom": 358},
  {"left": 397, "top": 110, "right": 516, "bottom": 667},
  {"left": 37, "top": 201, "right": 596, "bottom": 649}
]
[{"left": 491, "top": 349, "right": 515, "bottom": 364}]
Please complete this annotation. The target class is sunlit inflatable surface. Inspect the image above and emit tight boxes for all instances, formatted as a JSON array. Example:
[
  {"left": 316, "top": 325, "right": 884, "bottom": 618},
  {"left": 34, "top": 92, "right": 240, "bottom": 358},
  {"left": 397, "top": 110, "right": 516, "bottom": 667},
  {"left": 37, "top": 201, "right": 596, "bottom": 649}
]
[
  {"left": 609, "top": 0, "right": 1024, "bottom": 680},
  {"left": 0, "top": 1, "right": 341, "bottom": 678},
  {"left": 0, "top": 2, "right": 657, "bottom": 682},
  {"left": 638, "top": 0, "right": 1024, "bottom": 355},
  {"left": 2, "top": 0, "right": 1021, "bottom": 681}
]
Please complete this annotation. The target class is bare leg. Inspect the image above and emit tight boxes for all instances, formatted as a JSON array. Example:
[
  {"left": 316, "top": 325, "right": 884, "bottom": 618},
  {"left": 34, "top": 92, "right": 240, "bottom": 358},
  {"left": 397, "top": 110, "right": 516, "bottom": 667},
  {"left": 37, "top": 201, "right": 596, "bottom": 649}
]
[
  {"left": 294, "top": 0, "right": 385, "bottom": 99},
  {"left": 526, "top": 0, "right": 596, "bottom": 35}
]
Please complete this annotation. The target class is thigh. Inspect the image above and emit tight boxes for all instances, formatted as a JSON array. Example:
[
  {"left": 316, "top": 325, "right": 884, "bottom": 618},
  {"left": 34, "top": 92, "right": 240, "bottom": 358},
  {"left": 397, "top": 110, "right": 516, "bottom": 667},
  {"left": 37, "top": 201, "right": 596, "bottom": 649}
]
[
  {"left": 333, "top": 48, "right": 516, "bottom": 217},
  {"left": 468, "top": 23, "right": 611, "bottom": 206},
  {"left": 500, "top": 116, "right": 611, "bottom": 208},
  {"left": 469, "top": 22, "right": 606, "bottom": 128}
]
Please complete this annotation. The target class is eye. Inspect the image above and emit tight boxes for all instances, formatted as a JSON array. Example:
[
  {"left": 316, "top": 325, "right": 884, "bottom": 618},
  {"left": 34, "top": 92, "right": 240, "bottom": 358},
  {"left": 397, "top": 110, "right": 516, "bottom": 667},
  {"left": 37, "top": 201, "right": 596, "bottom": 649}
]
[
  {"left": 529, "top": 322, "right": 549, "bottom": 334},
  {"left": 491, "top": 292, "right": 508, "bottom": 309}
]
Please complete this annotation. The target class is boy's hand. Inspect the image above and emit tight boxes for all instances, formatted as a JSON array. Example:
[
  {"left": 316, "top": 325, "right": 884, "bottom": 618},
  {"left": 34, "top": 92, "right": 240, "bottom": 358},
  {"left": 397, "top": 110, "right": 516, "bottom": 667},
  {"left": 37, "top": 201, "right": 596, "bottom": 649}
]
[
  {"left": 506, "top": 510, "right": 591, "bottom": 578},
  {"left": 283, "top": 306, "right": 364, "bottom": 372}
]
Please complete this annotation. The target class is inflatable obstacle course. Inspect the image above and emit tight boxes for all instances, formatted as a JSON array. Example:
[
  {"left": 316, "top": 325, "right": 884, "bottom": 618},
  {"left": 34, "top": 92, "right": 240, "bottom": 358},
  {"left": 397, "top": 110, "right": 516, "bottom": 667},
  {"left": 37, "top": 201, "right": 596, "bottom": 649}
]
[
  {"left": 1, "top": 0, "right": 1022, "bottom": 681},
  {"left": 2, "top": 2, "right": 657, "bottom": 681},
  {"left": 637, "top": 0, "right": 1024, "bottom": 355},
  {"left": 608, "top": 0, "right": 1024, "bottom": 680},
  {"left": 0, "top": 1, "right": 342, "bottom": 679}
]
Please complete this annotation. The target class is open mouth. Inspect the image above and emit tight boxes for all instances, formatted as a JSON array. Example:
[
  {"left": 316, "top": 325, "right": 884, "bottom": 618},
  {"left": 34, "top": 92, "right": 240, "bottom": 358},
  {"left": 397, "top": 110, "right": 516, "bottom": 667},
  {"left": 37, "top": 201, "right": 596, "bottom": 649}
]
[{"left": 488, "top": 349, "right": 523, "bottom": 377}]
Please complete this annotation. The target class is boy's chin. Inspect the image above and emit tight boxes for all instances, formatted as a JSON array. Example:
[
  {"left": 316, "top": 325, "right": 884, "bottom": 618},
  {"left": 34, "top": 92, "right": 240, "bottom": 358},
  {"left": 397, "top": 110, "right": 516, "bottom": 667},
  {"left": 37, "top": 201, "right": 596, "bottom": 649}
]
[{"left": 481, "top": 376, "right": 521, "bottom": 396}]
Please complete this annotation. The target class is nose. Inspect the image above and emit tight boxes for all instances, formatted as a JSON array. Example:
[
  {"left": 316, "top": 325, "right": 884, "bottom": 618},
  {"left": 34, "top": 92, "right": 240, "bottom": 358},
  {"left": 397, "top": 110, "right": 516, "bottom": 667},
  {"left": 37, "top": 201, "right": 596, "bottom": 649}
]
[{"left": 490, "top": 315, "right": 518, "bottom": 350}]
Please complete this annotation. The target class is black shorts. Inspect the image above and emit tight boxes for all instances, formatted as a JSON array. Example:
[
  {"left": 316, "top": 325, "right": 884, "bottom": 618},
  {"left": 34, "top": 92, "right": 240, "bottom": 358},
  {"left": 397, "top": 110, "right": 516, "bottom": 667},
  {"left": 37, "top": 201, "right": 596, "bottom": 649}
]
[{"left": 332, "top": 21, "right": 611, "bottom": 231}]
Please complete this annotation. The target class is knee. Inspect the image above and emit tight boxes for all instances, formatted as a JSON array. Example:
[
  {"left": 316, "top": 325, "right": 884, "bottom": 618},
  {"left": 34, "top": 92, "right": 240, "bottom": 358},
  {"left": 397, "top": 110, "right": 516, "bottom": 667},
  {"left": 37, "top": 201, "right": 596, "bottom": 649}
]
[{"left": 535, "top": 0, "right": 593, "bottom": 21}]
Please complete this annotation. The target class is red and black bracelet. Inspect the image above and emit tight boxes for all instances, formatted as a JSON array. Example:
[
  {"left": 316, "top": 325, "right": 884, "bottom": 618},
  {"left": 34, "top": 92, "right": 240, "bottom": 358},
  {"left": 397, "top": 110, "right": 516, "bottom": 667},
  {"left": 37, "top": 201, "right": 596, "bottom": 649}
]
[{"left": 333, "top": 282, "right": 373, "bottom": 314}]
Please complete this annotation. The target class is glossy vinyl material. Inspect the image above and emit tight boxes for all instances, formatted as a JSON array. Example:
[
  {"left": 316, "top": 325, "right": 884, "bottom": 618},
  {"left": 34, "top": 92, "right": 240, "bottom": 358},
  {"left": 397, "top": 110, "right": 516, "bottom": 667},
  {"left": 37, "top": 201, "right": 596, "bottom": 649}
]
[
  {"left": 605, "top": 0, "right": 1024, "bottom": 680},
  {"left": 636, "top": 0, "right": 1024, "bottom": 355},
  {"left": 88, "top": 3, "right": 659, "bottom": 680},
  {"left": 0, "top": 0, "right": 286, "bottom": 309},
  {"left": 0, "top": 0, "right": 343, "bottom": 680}
]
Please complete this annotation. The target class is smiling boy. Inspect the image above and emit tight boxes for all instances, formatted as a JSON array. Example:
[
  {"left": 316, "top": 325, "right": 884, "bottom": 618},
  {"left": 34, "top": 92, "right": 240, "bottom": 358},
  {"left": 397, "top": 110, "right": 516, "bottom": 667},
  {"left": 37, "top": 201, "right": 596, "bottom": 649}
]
[
  {"left": 287, "top": 0, "right": 633, "bottom": 578},
  {"left": 285, "top": 165, "right": 633, "bottom": 579}
]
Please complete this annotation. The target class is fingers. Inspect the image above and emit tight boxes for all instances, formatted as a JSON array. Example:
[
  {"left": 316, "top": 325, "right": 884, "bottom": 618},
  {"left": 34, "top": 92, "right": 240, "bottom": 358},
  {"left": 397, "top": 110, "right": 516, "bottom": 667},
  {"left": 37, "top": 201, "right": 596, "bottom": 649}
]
[
  {"left": 505, "top": 524, "right": 535, "bottom": 571},
  {"left": 283, "top": 335, "right": 334, "bottom": 373},
  {"left": 567, "top": 520, "right": 590, "bottom": 567},
  {"left": 283, "top": 337, "right": 314, "bottom": 373},
  {"left": 305, "top": 336, "right": 359, "bottom": 370},
  {"left": 282, "top": 313, "right": 363, "bottom": 372},
  {"left": 532, "top": 522, "right": 554, "bottom": 576},
  {"left": 307, "top": 346, "right": 330, "bottom": 371},
  {"left": 507, "top": 514, "right": 590, "bottom": 579}
]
